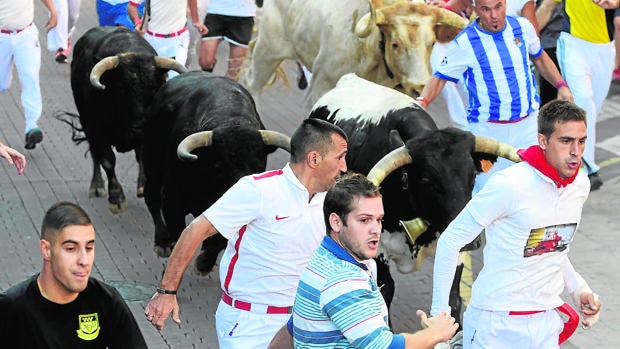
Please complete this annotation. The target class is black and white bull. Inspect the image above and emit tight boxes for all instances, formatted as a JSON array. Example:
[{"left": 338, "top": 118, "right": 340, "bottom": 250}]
[
  {"left": 309, "top": 74, "right": 521, "bottom": 323},
  {"left": 142, "top": 71, "right": 290, "bottom": 258},
  {"left": 68, "top": 26, "right": 187, "bottom": 213}
]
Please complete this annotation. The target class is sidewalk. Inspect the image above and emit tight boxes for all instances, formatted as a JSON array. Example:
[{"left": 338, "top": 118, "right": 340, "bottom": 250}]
[{"left": 1, "top": 2, "right": 618, "bottom": 347}]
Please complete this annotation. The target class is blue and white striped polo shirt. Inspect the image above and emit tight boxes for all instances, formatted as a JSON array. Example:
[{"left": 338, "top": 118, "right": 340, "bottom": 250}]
[
  {"left": 435, "top": 16, "right": 541, "bottom": 123},
  {"left": 292, "top": 236, "right": 405, "bottom": 348}
]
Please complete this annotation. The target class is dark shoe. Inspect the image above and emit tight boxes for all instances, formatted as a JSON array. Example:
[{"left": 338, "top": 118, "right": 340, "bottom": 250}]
[
  {"left": 25, "top": 127, "right": 43, "bottom": 149},
  {"left": 588, "top": 172, "right": 603, "bottom": 191},
  {"left": 55, "top": 48, "right": 68, "bottom": 64}
]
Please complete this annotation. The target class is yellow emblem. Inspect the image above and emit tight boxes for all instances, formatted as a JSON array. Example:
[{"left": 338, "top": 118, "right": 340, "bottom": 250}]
[
  {"left": 514, "top": 37, "right": 523, "bottom": 47},
  {"left": 76, "top": 313, "right": 100, "bottom": 341}
]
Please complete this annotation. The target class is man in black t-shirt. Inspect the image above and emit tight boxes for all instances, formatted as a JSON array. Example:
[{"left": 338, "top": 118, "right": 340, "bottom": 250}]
[{"left": 0, "top": 202, "right": 147, "bottom": 348}]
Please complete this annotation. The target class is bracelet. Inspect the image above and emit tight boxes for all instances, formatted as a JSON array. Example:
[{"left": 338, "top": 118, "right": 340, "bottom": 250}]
[
  {"left": 416, "top": 96, "right": 429, "bottom": 108},
  {"left": 555, "top": 80, "right": 569, "bottom": 89},
  {"left": 156, "top": 287, "right": 177, "bottom": 295}
]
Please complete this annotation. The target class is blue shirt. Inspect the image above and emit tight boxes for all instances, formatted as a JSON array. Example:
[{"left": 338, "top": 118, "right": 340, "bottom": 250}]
[{"left": 292, "top": 236, "right": 405, "bottom": 348}]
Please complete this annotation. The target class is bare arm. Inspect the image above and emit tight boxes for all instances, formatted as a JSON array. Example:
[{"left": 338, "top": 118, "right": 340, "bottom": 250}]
[
  {"left": 145, "top": 215, "right": 218, "bottom": 330},
  {"left": 416, "top": 76, "right": 448, "bottom": 108},
  {"left": 521, "top": 1, "right": 540, "bottom": 36},
  {"left": 536, "top": 0, "right": 559, "bottom": 29},
  {"left": 592, "top": 0, "right": 620, "bottom": 9},
  {"left": 532, "top": 50, "right": 573, "bottom": 101},
  {"left": 40, "top": 0, "right": 57, "bottom": 31},
  {"left": 403, "top": 310, "right": 459, "bottom": 349},
  {"left": 268, "top": 325, "right": 294, "bottom": 349},
  {"left": 127, "top": 2, "right": 144, "bottom": 34},
  {"left": 0, "top": 142, "right": 26, "bottom": 175},
  {"left": 188, "top": 0, "right": 208, "bottom": 35}
]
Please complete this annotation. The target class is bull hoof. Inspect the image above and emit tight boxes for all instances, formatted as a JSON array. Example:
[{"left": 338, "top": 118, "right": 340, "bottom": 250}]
[
  {"left": 136, "top": 185, "right": 144, "bottom": 198},
  {"left": 153, "top": 245, "right": 172, "bottom": 257},
  {"left": 193, "top": 250, "right": 218, "bottom": 276},
  {"left": 108, "top": 200, "right": 128, "bottom": 214},
  {"left": 89, "top": 187, "right": 107, "bottom": 198},
  {"left": 193, "top": 259, "right": 216, "bottom": 277}
]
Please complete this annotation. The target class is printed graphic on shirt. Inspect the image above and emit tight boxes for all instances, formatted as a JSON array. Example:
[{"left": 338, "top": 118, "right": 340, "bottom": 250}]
[
  {"left": 76, "top": 313, "right": 100, "bottom": 340},
  {"left": 523, "top": 223, "right": 577, "bottom": 258}
]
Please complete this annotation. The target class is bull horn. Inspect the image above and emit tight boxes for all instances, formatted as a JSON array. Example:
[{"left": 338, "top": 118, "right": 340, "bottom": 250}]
[
  {"left": 259, "top": 130, "right": 291, "bottom": 152},
  {"left": 355, "top": 0, "right": 378, "bottom": 38},
  {"left": 90, "top": 56, "right": 120, "bottom": 90},
  {"left": 177, "top": 131, "right": 214, "bottom": 162},
  {"left": 154, "top": 56, "right": 189, "bottom": 75},
  {"left": 367, "top": 146, "right": 412, "bottom": 186},
  {"left": 474, "top": 136, "right": 521, "bottom": 163},
  {"left": 436, "top": 6, "right": 470, "bottom": 28}
]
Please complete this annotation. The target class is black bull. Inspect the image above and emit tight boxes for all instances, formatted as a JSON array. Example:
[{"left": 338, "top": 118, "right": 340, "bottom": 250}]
[
  {"left": 142, "top": 71, "right": 290, "bottom": 257},
  {"left": 308, "top": 92, "right": 520, "bottom": 325},
  {"left": 66, "top": 26, "right": 186, "bottom": 213}
]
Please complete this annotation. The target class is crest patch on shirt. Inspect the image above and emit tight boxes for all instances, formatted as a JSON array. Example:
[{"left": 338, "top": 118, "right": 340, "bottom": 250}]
[
  {"left": 441, "top": 55, "right": 448, "bottom": 66},
  {"left": 514, "top": 37, "right": 523, "bottom": 47},
  {"left": 76, "top": 313, "right": 100, "bottom": 340},
  {"left": 523, "top": 223, "right": 577, "bottom": 257}
]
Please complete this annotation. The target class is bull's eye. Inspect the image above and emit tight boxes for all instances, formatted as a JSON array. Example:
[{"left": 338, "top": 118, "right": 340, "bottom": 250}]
[{"left": 392, "top": 42, "right": 400, "bottom": 50}]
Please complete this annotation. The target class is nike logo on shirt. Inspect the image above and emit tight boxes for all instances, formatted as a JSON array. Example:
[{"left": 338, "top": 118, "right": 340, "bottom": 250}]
[{"left": 275, "top": 215, "right": 290, "bottom": 221}]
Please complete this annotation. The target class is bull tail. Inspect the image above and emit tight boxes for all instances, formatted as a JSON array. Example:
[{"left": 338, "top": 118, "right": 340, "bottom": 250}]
[{"left": 53, "top": 111, "right": 88, "bottom": 145}]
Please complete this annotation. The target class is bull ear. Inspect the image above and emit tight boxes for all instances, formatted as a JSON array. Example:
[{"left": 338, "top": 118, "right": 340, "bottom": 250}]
[
  {"left": 388, "top": 130, "right": 405, "bottom": 151},
  {"left": 472, "top": 153, "right": 498, "bottom": 173},
  {"left": 434, "top": 25, "right": 463, "bottom": 43},
  {"left": 433, "top": 7, "right": 470, "bottom": 43}
]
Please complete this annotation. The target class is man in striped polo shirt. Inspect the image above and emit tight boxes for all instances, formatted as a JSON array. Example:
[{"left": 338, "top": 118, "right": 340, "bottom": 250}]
[
  {"left": 417, "top": 0, "right": 572, "bottom": 193},
  {"left": 289, "top": 173, "right": 458, "bottom": 348}
]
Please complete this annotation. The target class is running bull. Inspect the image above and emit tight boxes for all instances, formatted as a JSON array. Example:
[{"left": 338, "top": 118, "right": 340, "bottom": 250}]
[
  {"left": 309, "top": 74, "right": 521, "bottom": 323},
  {"left": 243, "top": 0, "right": 468, "bottom": 105},
  {"left": 67, "top": 26, "right": 187, "bottom": 213},
  {"left": 142, "top": 71, "right": 290, "bottom": 258}
]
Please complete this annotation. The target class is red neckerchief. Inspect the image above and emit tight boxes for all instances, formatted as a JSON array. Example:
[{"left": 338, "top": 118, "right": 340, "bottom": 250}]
[{"left": 517, "top": 145, "right": 579, "bottom": 188}]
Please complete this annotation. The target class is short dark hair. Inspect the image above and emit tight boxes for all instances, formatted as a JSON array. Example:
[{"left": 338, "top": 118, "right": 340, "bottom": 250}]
[
  {"left": 290, "top": 118, "right": 348, "bottom": 163},
  {"left": 538, "top": 99, "right": 587, "bottom": 138},
  {"left": 323, "top": 173, "right": 381, "bottom": 234},
  {"left": 41, "top": 202, "right": 92, "bottom": 242}
]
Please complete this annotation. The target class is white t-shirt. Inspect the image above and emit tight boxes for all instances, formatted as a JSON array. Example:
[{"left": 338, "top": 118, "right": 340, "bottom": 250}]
[
  {"left": 206, "top": 0, "right": 255, "bottom": 17},
  {"left": 0, "top": 0, "right": 34, "bottom": 30},
  {"left": 130, "top": 0, "right": 187, "bottom": 33},
  {"left": 432, "top": 161, "right": 590, "bottom": 314},
  {"left": 204, "top": 164, "right": 326, "bottom": 307}
]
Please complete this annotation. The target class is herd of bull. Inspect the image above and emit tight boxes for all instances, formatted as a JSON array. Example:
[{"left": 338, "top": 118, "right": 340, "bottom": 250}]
[{"left": 59, "top": 0, "right": 525, "bottom": 327}]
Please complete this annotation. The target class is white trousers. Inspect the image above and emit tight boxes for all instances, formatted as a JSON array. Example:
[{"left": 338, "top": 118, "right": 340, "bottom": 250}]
[
  {"left": 144, "top": 30, "right": 190, "bottom": 79},
  {"left": 47, "top": 0, "right": 81, "bottom": 51},
  {"left": 215, "top": 300, "right": 290, "bottom": 349},
  {"left": 463, "top": 307, "right": 564, "bottom": 349},
  {"left": 0, "top": 25, "right": 42, "bottom": 133},
  {"left": 557, "top": 32, "right": 615, "bottom": 174}
]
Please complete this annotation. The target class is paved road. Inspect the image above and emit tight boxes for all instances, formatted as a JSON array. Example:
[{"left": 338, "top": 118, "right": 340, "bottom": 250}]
[{"left": 1, "top": 2, "right": 619, "bottom": 348}]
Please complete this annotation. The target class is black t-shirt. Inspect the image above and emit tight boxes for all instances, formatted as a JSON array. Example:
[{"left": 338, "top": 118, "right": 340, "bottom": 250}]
[{"left": 0, "top": 274, "right": 148, "bottom": 349}]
